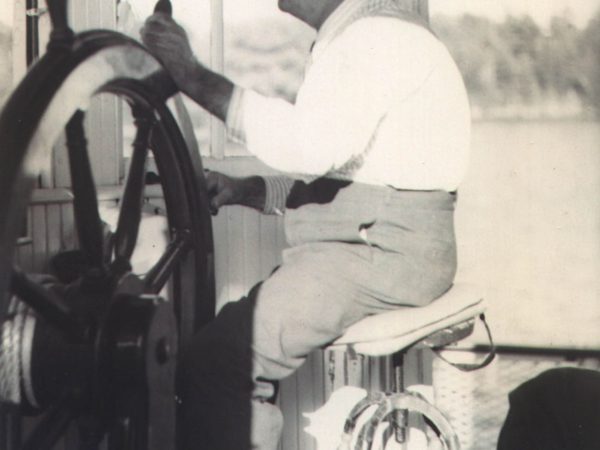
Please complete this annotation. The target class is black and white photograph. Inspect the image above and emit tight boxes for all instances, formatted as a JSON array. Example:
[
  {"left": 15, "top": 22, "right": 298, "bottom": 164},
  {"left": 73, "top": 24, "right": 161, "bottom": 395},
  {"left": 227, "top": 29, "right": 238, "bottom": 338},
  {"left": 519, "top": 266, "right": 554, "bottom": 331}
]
[{"left": 0, "top": 0, "right": 599, "bottom": 449}]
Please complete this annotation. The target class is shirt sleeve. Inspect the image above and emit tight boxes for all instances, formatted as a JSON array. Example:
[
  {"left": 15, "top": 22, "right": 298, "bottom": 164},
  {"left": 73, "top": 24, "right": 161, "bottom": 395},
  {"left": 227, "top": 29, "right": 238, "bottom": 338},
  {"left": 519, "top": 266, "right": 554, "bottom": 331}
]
[
  {"left": 262, "top": 175, "right": 295, "bottom": 215},
  {"left": 225, "top": 18, "right": 436, "bottom": 176},
  {"left": 225, "top": 85, "right": 247, "bottom": 144}
]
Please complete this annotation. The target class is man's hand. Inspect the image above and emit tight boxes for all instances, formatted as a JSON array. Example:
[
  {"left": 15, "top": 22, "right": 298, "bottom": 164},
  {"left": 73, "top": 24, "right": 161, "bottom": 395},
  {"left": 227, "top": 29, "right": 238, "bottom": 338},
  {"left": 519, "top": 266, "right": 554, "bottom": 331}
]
[
  {"left": 205, "top": 171, "right": 242, "bottom": 214},
  {"left": 205, "top": 171, "right": 266, "bottom": 214},
  {"left": 140, "top": 13, "right": 200, "bottom": 92},
  {"left": 140, "top": 11, "right": 234, "bottom": 121}
]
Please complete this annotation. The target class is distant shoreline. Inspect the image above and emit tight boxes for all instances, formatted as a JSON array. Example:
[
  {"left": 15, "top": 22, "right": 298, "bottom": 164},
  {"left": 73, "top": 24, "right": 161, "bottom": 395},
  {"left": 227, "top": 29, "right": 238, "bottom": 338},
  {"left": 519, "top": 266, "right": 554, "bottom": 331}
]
[
  {"left": 472, "top": 112, "right": 599, "bottom": 122},
  {"left": 470, "top": 98, "right": 598, "bottom": 122},
  {"left": 472, "top": 116, "right": 600, "bottom": 124}
]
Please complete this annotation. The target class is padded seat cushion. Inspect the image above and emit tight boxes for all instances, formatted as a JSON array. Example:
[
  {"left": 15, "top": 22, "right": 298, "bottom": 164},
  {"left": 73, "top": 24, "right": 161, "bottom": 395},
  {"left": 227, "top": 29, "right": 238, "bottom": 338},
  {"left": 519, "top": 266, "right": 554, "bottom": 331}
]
[{"left": 330, "top": 283, "right": 486, "bottom": 356}]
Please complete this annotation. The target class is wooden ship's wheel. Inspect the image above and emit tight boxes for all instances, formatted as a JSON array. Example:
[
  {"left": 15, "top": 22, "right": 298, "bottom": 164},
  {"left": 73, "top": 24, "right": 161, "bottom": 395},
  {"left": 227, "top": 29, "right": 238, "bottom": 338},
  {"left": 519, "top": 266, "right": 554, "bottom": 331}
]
[{"left": 0, "top": 1, "right": 215, "bottom": 448}]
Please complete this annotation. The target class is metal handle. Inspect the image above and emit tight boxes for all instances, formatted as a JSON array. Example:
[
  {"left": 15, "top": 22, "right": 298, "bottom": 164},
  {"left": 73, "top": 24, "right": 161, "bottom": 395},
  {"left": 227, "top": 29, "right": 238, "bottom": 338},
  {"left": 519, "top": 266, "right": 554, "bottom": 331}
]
[
  {"left": 45, "top": 0, "right": 172, "bottom": 50},
  {"left": 46, "top": 0, "right": 74, "bottom": 50},
  {"left": 154, "top": 0, "right": 173, "bottom": 15}
]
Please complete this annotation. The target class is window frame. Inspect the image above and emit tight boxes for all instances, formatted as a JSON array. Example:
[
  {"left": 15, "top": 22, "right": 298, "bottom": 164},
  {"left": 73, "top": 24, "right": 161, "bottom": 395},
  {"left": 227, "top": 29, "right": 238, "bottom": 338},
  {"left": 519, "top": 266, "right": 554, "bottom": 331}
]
[
  {"left": 203, "top": 0, "right": 289, "bottom": 176},
  {"left": 208, "top": 0, "right": 226, "bottom": 160}
]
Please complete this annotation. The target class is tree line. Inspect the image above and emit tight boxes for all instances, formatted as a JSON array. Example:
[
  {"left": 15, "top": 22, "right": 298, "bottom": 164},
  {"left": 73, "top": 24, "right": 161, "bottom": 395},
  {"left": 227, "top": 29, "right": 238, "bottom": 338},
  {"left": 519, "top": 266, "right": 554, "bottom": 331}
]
[
  {"left": 2, "top": 10, "right": 600, "bottom": 120},
  {"left": 432, "top": 11, "right": 600, "bottom": 118},
  {"left": 226, "top": 11, "right": 600, "bottom": 120}
]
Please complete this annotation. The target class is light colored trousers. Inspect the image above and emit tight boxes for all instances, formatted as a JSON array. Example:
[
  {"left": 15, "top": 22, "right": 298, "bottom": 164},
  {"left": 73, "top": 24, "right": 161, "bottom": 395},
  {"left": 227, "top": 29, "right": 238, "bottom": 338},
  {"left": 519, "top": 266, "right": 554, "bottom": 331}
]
[{"left": 177, "top": 183, "right": 457, "bottom": 450}]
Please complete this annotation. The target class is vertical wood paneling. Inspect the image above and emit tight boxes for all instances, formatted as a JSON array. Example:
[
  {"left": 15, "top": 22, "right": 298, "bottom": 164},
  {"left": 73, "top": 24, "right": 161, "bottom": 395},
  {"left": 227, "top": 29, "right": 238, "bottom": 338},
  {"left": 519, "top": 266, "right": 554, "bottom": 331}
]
[
  {"left": 37, "top": 2, "right": 55, "bottom": 187},
  {"left": 295, "top": 351, "right": 327, "bottom": 450},
  {"left": 258, "top": 214, "right": 285, "bottom": 278},
  {"left": 295, "top": 365, "right": 313, "bottom": 450},
  {"left": 37, "top": 0, "right": 51, "bottom": 55},
  {"left": 46, "top": 204, "right": 62, "bottom": 257},
  {"left": 88, "top": 97, "right": 105, "bottom": 183},
  {"left": 46, "top": 0, "right": 121, "bottom": 188},
  {"left": 31, "top": 205, "right": 47, "bottom": 272},
  {"left": 214, "top": 208, "right": 287, "bottom": 304},
  {"left": 60, "top": 203, "right": 77, "bottom": 250},
  {"left": 223, "top": 206, "right": 247, "bottom": 301},
  {"left": 34, "top": 3, "right": 118, "bottom": 186},
  {"left": 279, "top": 372, "right": 300, "bottom": 450},
  {"left": 404, "top": 348, "right": 433, "bottom": 387},
  {"left": 16, "top": 210, "right": 34, "bottom": 271},
  {"left": 212, "top": 210, "right": 230, "bottom": 311},
  {"left": 86, "top": 95, "right": 120, "bottom": 186},
  {"left": 87, "top": 0, "right": 100, "bottom": 30},
  {"left": 23, "top": 0, "right": 120, "bottom": 283},
  {"left": 368, "top": 356, "right": 386, "bottom": 394},
  {"left": 0, "top": 2, "right": 14, "bottom": 36},
  {"left": 209, "top": 0, "right": 226, "bottom": 159},
  {"left": 211, "top": 205, "right": 328, "bottom": 450},
  {"left": 11, "top": 0, "right": 27, "bottom": 86},
  {"left": 99, "top": 0, "right": 112, "bottom": 29},
  {"left": 25, "top": 202, "right": 71, "bottom": 273},
  {"left": 53, "top": 134, "right": 71, "bottom": 188},
  {"left": 103, "top": 94, "right": 122, "bottom": 185},
  {"left": 310, "top": 350, "right": 326, "bottom": 413},
  {"left": 68, "top": 0, "right": 86, "bottom": 32},
  {"left": 240, "top": 208, "right": 259, "bottom": 290}
]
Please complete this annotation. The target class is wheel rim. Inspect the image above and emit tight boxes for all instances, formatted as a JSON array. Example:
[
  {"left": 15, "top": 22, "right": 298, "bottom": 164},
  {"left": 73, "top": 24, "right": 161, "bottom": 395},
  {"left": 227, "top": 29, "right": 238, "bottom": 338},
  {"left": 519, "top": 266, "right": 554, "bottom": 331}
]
[{"left": 0, "top": 30, "right": 215, "bottom": 450}]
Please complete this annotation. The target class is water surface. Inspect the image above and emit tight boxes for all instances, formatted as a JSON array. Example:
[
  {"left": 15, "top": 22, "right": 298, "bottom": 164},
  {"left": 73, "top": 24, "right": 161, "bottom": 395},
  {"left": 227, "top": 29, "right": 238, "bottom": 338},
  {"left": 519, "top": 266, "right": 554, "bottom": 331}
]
[{"left": 455, "top": 120, "right": 600, "bottom": 348}]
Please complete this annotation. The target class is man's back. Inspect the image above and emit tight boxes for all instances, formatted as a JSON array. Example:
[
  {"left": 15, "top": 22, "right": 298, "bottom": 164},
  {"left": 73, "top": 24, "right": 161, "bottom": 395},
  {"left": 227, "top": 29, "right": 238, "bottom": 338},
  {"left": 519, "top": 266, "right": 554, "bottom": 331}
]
[{"left": 234, "top": 3, "right": 470, "bottom": 190}]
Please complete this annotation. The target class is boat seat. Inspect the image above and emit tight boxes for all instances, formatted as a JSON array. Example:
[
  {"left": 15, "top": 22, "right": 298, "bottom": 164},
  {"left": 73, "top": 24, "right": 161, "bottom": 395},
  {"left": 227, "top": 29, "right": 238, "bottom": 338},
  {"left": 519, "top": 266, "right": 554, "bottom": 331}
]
[
  {"left": 329, "top": 283, "right": 487, "bottom": 357},
  {"left": 318, "top": 284, "right": 493, "bottom": 450}
]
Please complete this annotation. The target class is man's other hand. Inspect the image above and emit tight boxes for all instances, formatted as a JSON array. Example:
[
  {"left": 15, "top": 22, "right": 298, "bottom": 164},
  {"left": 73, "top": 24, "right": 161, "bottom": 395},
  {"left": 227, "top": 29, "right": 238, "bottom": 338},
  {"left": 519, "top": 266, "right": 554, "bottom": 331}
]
[
  {"left": 205, "top": 171, "right": 266, "bottom": 214},
  {"left": 205, "top": 171, "right": 241, "bottom": 214}
]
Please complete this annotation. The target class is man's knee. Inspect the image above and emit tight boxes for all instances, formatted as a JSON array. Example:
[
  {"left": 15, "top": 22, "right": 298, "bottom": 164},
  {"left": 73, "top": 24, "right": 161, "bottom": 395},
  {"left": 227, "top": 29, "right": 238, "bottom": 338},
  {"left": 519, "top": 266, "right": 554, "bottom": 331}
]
[{"left": 178, "top": 296, "right": 257, "bottom": 390}]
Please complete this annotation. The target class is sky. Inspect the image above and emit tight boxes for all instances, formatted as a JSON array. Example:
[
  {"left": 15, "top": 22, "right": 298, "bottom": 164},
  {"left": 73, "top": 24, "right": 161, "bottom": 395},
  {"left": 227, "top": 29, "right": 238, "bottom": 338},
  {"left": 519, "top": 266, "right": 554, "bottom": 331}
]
[
  {"left": 1, "top": 1, "right": 599, "bottom": 29},
  {"left": 104, "top": 0, "right": 600, "bottom": 40},
  {"left": 176, "top": 0, "right": 600, "bottom": 28},
  {"left": 430, "top": 0, "right": 600, "bottom": 28}
]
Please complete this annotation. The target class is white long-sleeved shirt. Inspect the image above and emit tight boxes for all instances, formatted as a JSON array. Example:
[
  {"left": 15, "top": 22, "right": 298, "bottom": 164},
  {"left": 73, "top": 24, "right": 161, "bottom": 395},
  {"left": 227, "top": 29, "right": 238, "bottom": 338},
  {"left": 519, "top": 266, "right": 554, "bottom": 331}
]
[{"left": 226, "top": 0, "right": 470, "bottom": 193}]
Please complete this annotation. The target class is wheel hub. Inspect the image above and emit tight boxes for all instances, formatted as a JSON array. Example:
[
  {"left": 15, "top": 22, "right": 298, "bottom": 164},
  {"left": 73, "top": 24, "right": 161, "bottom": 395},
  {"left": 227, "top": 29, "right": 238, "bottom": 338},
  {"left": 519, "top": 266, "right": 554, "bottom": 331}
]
[{"left": 1, "top": 267, "right": 177, "bottom": 445}]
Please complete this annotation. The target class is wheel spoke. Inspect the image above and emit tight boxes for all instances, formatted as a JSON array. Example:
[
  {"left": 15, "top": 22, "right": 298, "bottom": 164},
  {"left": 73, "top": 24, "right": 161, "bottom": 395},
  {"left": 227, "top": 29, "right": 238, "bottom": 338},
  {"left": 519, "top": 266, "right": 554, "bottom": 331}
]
[
  {"left": 10, "top": 268, "right": 85, "bottom": 341},
  {"left": 65, "top": 110, "right": 105, "bottom": 273},
  {"left": 108, "top": 415, "right": 134, "bottom": 450},
  {"left": 143, "top": 231, "right": 191, "bottom": 294},
  {"left": 147, "top": 345, "right": 176, "bottom": 450},
  {"left": 46, "top": 0, "right": 74, "bottom": 50},
  {"left": 108, "top": 394, "right": 148, "bottom": 450},
  {"left": 113, "top": 107, "right": 155, "bottom": 264},
  {"left": 0, "top": 406, "right": 21, "bottom": 450},
  {"left": 22, "top": 399, "right": 74, "bottom": 450}
]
